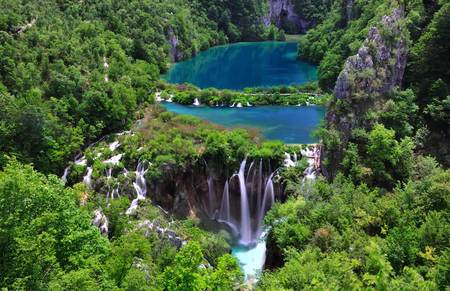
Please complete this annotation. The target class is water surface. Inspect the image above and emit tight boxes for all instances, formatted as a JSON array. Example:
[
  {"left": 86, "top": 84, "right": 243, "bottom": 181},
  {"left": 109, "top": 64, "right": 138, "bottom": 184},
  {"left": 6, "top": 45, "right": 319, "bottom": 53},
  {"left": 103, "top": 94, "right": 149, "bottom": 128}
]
[
  {"left": 163, "top": 42, "right": 317, "bottom": 90},
  {"left": 163, "top": 103, "right": 324, "bottom": 144}
]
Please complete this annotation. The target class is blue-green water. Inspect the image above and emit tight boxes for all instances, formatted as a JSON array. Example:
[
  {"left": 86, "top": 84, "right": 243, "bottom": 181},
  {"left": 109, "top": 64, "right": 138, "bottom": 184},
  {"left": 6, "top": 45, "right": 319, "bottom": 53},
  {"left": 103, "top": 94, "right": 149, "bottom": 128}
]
[
  {"left": 163, "top": 42, "right": 317, "bottom": 90},
  {"left": 163, "top": 103, "right": 324, "bottom": 144}
]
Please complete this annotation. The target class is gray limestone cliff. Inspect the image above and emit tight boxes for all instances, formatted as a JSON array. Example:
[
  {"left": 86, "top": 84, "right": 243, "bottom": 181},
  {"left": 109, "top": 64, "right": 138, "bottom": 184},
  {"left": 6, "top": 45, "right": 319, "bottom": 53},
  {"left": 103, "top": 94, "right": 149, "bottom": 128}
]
[
  {"left": 322, "top": 8, "right": 408, "bottom": 178},
  {"left": 333, "top": 9, "right": 407, "bottom": 101},
  {"left": 265, "top": 0, "right": 315, "bottom": 33}
]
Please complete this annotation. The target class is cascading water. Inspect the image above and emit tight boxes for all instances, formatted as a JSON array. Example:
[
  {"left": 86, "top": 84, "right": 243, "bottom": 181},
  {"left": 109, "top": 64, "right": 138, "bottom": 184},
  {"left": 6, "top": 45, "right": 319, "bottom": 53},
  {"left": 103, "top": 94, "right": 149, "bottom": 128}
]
[
  {"left": 211, "top": 158, "right": 277, "bottom": 246},
  {"left": 83, "top": 166, "right": 93, "bottom": 189},
  {"left": 126, "top": 162, "right": 148, "bottom": 214},
  {"left": 256, "top": 172, "right": 275, "bottom": 237},
  {"left": 217, "top": 180, "right": 239, "bottom": 236},
  {"left": 218, "top": 181, "right": 230, "bottom": 222},
  {"left": 61, "top": 166, "right": 70, "bottom": 183},
  {"left": 108, "top": 141, "right": 120, "bottom": 151},
  {"left": 301, "top": 146, "right": 319, "bottom": 181},
  {"left": 238, "top": 159, "right": 252, "bottom": 245},
  {"left": 207, "top": 176, "right": 215, "bottom": 218},
  {"left": 207, "top": 158, "right": 278, "bottom": 282}
]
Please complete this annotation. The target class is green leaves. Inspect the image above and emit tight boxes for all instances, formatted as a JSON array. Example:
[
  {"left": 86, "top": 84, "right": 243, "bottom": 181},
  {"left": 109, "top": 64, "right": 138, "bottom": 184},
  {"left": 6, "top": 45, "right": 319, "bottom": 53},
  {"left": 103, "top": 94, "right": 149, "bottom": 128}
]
[{"left": 0, "top": 161, "right": 110, "bottom": 289}]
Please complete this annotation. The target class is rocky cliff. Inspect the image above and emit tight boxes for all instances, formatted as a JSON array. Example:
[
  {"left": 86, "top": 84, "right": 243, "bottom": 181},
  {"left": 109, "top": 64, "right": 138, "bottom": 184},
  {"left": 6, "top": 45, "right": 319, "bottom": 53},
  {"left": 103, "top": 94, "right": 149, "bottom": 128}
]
[
  {"left": 322, "top": 8, "right": 408, "bottom": 178},
  {"left": 266, "top": 0, "right": 313, "bottom": 33},
  {"left": 168, "top": 27, "right": 184, "bottom": 62}
]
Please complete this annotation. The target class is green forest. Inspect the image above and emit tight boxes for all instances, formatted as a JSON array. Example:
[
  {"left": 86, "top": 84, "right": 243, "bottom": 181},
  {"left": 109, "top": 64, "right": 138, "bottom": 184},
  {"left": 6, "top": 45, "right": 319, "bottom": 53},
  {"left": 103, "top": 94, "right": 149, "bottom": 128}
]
[{"left": 0, "top": 0, "right": 449, "bottom": 290}]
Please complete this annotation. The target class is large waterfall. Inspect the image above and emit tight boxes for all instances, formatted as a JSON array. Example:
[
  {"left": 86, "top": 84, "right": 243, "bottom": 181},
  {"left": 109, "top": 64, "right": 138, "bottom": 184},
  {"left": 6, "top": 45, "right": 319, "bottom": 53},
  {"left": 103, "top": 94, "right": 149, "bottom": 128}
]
[{"left": 208, "top": 158, "right": 278, "bottom": 246}]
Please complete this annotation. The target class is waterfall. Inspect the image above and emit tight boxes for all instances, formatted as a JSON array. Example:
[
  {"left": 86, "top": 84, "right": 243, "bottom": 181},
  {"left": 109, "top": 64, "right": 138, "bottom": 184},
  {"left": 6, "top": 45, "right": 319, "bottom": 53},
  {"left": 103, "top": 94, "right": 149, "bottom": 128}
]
[
  {"left": 155, "top": 91, "right": 163, "bottom": 102},
  {"left": 74, "top": 154, "right": 87, "bottom": 166},
  {"left": 193, "top": 98, "right": 200, "bottom": 106},
  {"left": 207, "top": 176, "right": 215, "bottom": 218},
  {"left": 210, "top": 158, "right": 279, "bottom": 246},
  {"left": 83, "top": 166, "right": 93, "bottom": 189},
  {"left": 301, "top": 146, "right": 318, "bottom": 181},
  {"left": 61, "top": 166, "right": 70, "bottom": 183},
  {"left": 283, "top": 152, "right": 296, "bottom": 167},
  {"left": 256, "top": 172, "right": 275, "bottom": 236},
  {"left": 103, "top": 153, "right": 123, "bottom": 165},
  {"left": 219, "top": 181, "right": 230, "bottom": 222},
  {"left": 108, "top": 141, "right": 120, "bottom": 151},
  {"left": 256, "top": 159, "right": 263, "bottom": 214},
  {"left": 126, "top": 162, "right": 148, "bottom": 214},
  {"left": 93, "top": 209, "right": 108, "bottom": 235},
  {"left": 238, "top": 159, "right": 252, "bottom": 245}
]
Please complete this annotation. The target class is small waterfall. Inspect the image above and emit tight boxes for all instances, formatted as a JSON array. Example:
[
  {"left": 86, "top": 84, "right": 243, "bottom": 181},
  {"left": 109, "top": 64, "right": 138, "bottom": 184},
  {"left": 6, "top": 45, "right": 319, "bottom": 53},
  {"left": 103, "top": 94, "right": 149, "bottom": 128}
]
[
  {"left": 61, "top": 166, "right": 70, "bottom": 183},
  {"left": 193, "top": 98, "right": 200, "bottom": 106},
  {"left": 108, "top": 141, "right": 120, "bottom": 151},
  {"left": 103, "top": 153, "right": 123, "bottom": 165},
  {"left": 238, "top": 159, "right": 252, "bottom": 245},
  {"left": 155, "top": 91, "right": 163, "bottom": 102},
  {"left": 74, "top": 154, "right": 87, "bottom": 166},
  {"left": 219, "top": 181, "right": 230, "bottom": 222},
  {"left": 301, "top": 146, "right": 318, "bottom": 181},
  {"left": 126, "top": 162, "right": 148, "bottom": 214},
  {"left": 256, "top": 159, "right": 263, "bottom": 213},
  {"left": 83, "top": 166, "right": 93, "bottom": 189},
  {"left": 93, "top": 209, "right": 108, "bottom": 235},
  {"left": 207, "top": 176, "right": 215, "bottom": 218},
  {"left": 256, "top": 173, "right": 275, "bottom": 236},
  {"left": 283, "top": 152, "right": 296, "bottom": 167}
]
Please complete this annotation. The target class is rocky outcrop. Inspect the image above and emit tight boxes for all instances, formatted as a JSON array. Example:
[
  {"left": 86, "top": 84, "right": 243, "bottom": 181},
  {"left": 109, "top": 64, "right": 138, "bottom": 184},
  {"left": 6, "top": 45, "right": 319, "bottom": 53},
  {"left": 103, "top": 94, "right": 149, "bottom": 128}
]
[
  {"left": 333, "top": 9, "right": 408, "bottom": 101},
  {"left": 139, "top": 220, "right": 186, "bottom": 249},
  {"left": 92, "top": 209, "right": 109, "bottom": 235},
  {"left": 167, "top": 27, "right": 183, "bottom": 62},
  {"left": 323, "top": 8, "right": 408, "bottom": 178},
  {"left": 265, "top": 0, "right": 314, "bottom": 33}
]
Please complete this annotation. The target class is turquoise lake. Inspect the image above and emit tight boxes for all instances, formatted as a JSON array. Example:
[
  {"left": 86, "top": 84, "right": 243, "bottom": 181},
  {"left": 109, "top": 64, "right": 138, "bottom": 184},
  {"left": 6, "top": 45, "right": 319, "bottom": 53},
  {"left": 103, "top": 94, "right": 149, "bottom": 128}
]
[
  {"left": 163, "top": 42, "right": 317, "bottom": 90},
  {"left": 163, "top": 103, "right": 325, "bottom": 144}
]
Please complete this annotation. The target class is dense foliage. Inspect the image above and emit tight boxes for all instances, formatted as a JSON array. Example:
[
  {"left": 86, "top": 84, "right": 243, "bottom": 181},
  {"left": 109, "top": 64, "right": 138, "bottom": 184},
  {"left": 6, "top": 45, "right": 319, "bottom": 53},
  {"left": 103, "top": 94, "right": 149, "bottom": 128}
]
[
  {"left": 298, "top": 0, "right": 450, "bottom": 165},
  {"left": 0, "top": 0, "right": 285, "bottom": 174},
  {"left": 0, "top": 161, "right": 243, "bottom": 290},
  {"left": 259, "top": 157, "right": 449, "bottom": 289},
  {"left": 1, "top": 0, "right": 449, "bottom": 290}
]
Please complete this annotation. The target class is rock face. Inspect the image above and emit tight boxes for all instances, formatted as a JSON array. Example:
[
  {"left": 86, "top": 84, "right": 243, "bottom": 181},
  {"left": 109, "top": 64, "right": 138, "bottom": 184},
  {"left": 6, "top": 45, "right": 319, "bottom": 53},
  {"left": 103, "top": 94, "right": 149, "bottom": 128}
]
[
  {"left": 167, "top": 27, "right": 183, "bottom": 62},
  {"left": 92, "top": 209, "right": 109, "bottom": 235},
  {"left": 323, "top": 8, "right": 408, "bottom": 178},
  {"left": 334, "top": 9, "right": 408, "bottom": 101},
  {"left": 266, "top": 0, "right": 313, "bottom": 33},
  {"left": 139, "top": 220, "right": 186, "bottom": 249}
]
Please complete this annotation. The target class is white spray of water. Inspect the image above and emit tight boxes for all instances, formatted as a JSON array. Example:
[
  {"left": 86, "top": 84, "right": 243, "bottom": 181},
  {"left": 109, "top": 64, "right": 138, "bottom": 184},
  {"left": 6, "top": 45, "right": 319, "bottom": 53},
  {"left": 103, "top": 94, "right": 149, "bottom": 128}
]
[{"left": 126, "top": 162, "right": 148, "bottom": 214}]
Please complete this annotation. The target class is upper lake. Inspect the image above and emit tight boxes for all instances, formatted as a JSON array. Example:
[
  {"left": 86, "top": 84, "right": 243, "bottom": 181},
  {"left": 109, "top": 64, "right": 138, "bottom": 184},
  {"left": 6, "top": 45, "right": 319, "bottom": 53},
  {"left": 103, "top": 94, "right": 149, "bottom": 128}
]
[{"left": 162, "top": 42, "right": 317, "bottom": 90}]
